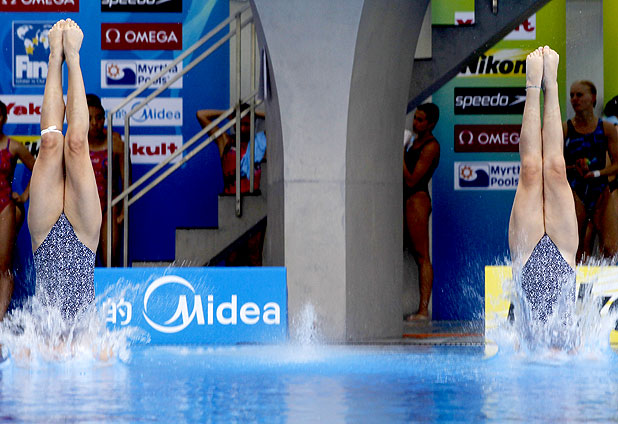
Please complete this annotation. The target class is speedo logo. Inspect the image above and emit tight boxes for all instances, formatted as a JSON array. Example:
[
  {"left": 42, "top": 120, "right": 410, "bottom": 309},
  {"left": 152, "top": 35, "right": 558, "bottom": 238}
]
[
  {"left": 101, "top": 0, "right": 181, "bottom": 12},
  {"left": 459, "top": 53, "right": 526, "bottom": 77},
  {"left": 454, "top": 87, "right": 526, "bottom": 115}
]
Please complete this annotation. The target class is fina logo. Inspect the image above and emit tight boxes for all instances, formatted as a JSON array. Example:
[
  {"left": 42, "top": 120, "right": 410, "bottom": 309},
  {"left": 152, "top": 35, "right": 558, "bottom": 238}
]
[{"left": 143, "top": 275, "right": 203, "bottom": 333}]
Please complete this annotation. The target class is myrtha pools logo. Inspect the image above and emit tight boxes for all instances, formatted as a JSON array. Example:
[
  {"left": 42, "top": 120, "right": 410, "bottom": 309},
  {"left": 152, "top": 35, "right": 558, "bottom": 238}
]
[
  {"left": 13, "top": 21, "right": 53, "bottom": 86},
  {"left": 455, "top": 162, "right": 520, "bottom": 190}
]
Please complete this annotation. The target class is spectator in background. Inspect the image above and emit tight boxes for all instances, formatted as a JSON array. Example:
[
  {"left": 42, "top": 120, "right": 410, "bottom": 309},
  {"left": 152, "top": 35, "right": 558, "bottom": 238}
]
[
  {"left": 0, "top": 100, "right": 36, "bottom": 322},
  {"left": 563, "top": 81, "right": 618, "bottom": 261},
  {"left": 86, "top": 94, "right": 125, "bottom": 266},
  {"left": 403, "top": 102, "right": 440, "bottom": 321},
  {"left": 599, "top": 95, "right": 618, "bottom": 259},
  {"left": 196, "top": 105, "right": 266, "bottom": 195},
  {"left": 196, "top": 105, "right": 266, "bottom": 266}
]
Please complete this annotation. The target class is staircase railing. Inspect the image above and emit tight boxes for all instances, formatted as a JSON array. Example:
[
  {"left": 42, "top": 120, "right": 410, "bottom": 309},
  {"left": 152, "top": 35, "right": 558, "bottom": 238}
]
[{"left": 105, "top": 4, "right": 260, "bottom": 267}]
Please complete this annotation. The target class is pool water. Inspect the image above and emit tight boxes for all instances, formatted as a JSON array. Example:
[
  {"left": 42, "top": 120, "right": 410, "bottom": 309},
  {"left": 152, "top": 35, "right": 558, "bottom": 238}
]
[{"left": 0, "top": 343, "right": 617, "bottom": 422}]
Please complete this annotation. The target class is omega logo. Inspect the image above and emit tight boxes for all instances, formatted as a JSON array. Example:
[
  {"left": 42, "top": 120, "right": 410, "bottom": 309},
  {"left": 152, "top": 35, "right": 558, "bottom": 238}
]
[{"left": 104, "top": 28, "right": 179, "bottom": 44}]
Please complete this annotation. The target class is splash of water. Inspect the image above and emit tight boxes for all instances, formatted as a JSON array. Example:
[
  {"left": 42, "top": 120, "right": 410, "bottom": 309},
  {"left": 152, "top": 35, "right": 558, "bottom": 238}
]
[
  {"left": 490, "top": 256, "right": 618, "bottom": 357},
  {"left": 0, "top": 284, "right": 148, "bottom": 367},
  {"left": 291, "top": 303, "right": 321, "bottom": 345}
]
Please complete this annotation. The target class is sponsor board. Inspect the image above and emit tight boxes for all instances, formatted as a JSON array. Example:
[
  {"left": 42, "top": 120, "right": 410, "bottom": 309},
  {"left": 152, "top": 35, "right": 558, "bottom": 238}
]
[
  {"left": 0, "top": 0, "right": 78, "bottom": 12},
  {"left": 485, "top": 266, "right": 618, "bottom": 345},
  {"left": 12, "top": 21, "right": 53, "bottom": 86},
  {"left": 454, "top": 161, "right": 519, "bottom": 190},
  {"left": 454, "top": 12, "right": 474, "bottom": 25},
  {"left": 459, "top": 49, "right": 527, "bottom": 77},
  {"left": 504, "top": 15, "right": 536, "bottom": 40},
  {"left": 432, "top": 0, "right": 474, "bottom": 25},
  {"left": 101, "top": 60, "right": 182, "bottom": 89},
  {"left": 101, "top": 0, "right": 181, "bottom": 12},
  {"left": 101, "top": 96, "right": 182, "bottom": 127},
  {"left": 96, "top": 267, "right": 288, "bottom": 344},
  {"left": 454, "top": 87, "right": 526, "bottom": 115},
  {"left": 454, "top": 124, "right": 521, "bottom": 153},
  {"left": 0, "top": 94, "right": 44, "bottom": 123},
  {"left": 131, "top": 135, "right": 182, "bottom": 164},
  {"left": 101, "top": 23, "right": 182, "bottom": 50}
]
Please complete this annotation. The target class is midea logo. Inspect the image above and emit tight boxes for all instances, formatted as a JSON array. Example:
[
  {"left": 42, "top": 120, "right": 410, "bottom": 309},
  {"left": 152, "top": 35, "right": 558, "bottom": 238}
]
[
  {"left": 143, "top": 275, "right": 281, "bottom": 334},
  {"left": 143, "top": 275, "right": 203, "bottom": 333}
]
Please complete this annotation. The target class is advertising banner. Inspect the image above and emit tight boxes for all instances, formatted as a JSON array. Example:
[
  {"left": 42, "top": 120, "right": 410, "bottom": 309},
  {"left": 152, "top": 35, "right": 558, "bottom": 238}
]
[
  {"left": 0, "top": 0, "right": 79, "bottom": 12},
  {"left": 101, "top": 23, "right": 183, "bottom": 50},
  {"left": 130, "top": 135, "right": 183, "bottom": 164},
  {"left": 454, "top": 162, "right": 519, "bottom": 190},
  {"left": 430, "top": 0, "right": 566, "bottom": 320},
  {"left": 604, "top": 1, "right": 618, "bottom": 103},
  {"left": 431, "top": 0, "right": 474, "bottom": 26},
  {"left": 101, "top": 60, "right": 183, "bottom": 89},
  {"left": 101, "top": 0, "right": 182, "bottom": 13},
  {"left": 2, "top": 1, "right": 230, "bottom": 281},
  {"left": 485, "top": 265, "right": 618, "bottom": 345},
  {"left": 12, "top": 21, "right": 52, "bottom": 87},
  {"left": 96, "top": 267, "right": 288, "bottom": 345},
  {"left": 101, "top": 96, "right": 183, "bottom": 127},
  {"left": 454, "top": 124, "right": 520, "bottom": 153}
]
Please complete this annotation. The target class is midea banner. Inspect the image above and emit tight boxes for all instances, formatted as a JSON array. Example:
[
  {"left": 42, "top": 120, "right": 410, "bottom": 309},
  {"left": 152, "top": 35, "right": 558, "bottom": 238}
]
[{"left": 95, "top": 267, "right": 288, "bottom": 345}]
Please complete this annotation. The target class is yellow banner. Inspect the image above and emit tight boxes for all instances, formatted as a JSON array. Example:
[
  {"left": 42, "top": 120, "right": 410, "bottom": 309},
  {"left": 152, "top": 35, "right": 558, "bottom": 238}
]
[{"left": 485, "top": 266, "right": 618, "bottom": 346}]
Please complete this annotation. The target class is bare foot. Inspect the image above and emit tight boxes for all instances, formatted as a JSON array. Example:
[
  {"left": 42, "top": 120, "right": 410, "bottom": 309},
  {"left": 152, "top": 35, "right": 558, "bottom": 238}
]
[
  {"left": 405, "top": 313, "right": 429, "bottom": 322},
  {"left": 62, "top": 18, "right": 83, "bottom": 61},
  {"left": 526, "top": 46, "right": 543, "bottom": 89},
  {"left": 48, "top": 19, "right": 65, "bottom": 61},
  {"left": 542, "top": 45, "right": 559, "bottom": 88}
]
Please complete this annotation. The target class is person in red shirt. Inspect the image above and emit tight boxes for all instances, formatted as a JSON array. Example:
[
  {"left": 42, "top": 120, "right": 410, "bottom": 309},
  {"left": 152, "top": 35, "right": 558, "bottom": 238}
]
[
  {"left": 196, "top": 106, "right": 266, "bottom": 265},
  {"left": 0, "top": 101, "right": 36, "bottom": 321}
]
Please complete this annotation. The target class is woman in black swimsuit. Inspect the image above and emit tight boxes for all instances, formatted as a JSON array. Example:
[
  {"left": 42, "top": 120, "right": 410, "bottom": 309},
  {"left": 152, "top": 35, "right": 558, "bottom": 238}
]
[{"left": 403, "top": 102, "right": 440, "bottom": 321}]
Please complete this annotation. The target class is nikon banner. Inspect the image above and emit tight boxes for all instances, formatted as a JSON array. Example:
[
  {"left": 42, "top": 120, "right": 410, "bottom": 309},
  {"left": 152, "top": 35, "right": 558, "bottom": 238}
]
[{"left": 429, "top": 0, "right": 566, "bottom": 320}]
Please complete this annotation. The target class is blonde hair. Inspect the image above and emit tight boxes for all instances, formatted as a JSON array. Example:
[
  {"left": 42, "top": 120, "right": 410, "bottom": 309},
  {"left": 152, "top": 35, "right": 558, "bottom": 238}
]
[{"left": 572, "top": 80, "right": 597, "bottom": 107}]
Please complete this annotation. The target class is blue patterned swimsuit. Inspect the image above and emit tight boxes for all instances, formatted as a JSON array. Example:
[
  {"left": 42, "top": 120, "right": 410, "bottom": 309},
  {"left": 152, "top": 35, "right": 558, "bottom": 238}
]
[
  {"left": 520, "top": 234, "right": 575, "bottom": 322},
  {"left": 33, "top": 213, "right": 95, "bottom": 322}
]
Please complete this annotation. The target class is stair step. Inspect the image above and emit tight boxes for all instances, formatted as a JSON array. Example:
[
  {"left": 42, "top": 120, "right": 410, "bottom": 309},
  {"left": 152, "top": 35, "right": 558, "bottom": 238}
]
[{"left": 175, "top": 164, "right": 268, "bottom": 266}]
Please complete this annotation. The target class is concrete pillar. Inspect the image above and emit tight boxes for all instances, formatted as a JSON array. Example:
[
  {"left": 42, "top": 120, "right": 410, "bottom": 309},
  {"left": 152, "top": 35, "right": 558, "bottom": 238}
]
[{"left": 252, "top": 0, "right": 428, "bottom": 341}]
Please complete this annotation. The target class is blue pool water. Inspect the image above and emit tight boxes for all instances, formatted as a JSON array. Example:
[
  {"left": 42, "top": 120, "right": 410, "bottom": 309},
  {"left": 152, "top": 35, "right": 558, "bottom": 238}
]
[{"left": 0, "top": 343, "right": 617, "bottom": 422}]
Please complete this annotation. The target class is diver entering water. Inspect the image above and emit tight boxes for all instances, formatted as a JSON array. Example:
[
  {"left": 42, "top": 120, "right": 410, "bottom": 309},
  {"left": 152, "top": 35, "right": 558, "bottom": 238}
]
[
  {"left": 508, "top": 46, "right": 578, "bottom": 348},
  {"left": 28, "top": 19, "right": 101, "bottom": 323}
]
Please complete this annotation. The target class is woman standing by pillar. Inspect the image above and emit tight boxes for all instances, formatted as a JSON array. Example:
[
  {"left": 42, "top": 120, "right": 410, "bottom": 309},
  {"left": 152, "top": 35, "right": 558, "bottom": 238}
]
[{"left": 404, "top": 103, "right": 440, "bottom": 321}]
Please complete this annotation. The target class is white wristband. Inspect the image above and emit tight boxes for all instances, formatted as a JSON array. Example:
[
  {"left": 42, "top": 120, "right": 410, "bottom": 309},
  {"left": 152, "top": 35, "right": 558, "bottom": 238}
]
[{"left": 592, "top": 170, "right": 601, "bottom": 178}]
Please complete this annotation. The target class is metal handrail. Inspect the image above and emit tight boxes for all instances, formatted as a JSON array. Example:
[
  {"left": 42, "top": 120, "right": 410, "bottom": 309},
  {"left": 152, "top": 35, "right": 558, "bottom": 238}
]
[
  {"left": 114, "top": 93, "right": 261, "bottom": 208},
  {"left": 104, "top": 4, "right": 258, "bottom": 266}
]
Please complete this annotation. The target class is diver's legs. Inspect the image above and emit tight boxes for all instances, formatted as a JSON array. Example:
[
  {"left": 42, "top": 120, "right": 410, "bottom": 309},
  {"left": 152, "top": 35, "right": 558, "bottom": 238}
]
[
  {"left": 541, "top": 46, "right": 578, "bottom": 269},
  {"left": 28, "top": 20, "right": 66, "bottom": 251},
  {"left": 509, "top": 47, "right": 545, "bottom": 270},
  {"left": 61, "top": 19, "right": 101, "bottom": 253}
]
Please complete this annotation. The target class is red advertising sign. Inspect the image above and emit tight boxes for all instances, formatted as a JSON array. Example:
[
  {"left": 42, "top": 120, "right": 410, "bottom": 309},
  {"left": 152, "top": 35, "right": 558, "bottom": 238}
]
[
  {"left": 101, "top": 23, "right": 182, "bottom": 51},
  {"left": 0, "top": 0, "right": 79, "bottom": 12},
  {"left": 454, "top": 124, "right": 521, "bottom": 152}
]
